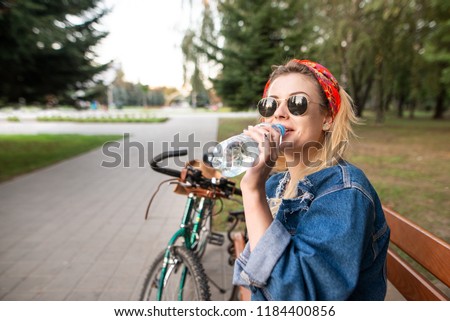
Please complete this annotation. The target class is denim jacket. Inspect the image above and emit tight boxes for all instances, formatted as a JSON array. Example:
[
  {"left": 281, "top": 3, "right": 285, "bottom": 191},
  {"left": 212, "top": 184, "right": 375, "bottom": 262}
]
[{"left": 233, "top": 160, "right": 390, "bottom": 300}]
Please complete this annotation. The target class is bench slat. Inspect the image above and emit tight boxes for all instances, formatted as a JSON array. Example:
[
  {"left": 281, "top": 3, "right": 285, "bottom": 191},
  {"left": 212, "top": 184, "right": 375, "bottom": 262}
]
[
  {"left": 387, "top": 249, "right": 448, "bottom": 300},
  {"left": 383, "top": 206, "right": 450, "bottom": 287}
]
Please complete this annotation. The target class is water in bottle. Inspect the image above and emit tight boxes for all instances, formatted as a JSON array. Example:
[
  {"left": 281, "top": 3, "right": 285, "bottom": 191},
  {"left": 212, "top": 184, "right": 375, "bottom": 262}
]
[{"left": 209, "top": 123, "right": 285, "bottom": 177}]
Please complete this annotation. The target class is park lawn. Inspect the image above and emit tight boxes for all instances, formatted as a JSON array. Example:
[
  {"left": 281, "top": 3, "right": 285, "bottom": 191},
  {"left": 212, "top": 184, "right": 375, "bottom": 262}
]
[
  {"left": 0, "top": 134, "right": 121, "bottom": 182},
  {"left": 348, "top": 116, "right": 450, "bottom": 242},
  {"left": 36, "top": 116, "right": 168, "bottom": 123},
  {"left": 214, "top": 115, "right": 450, "bottom": 242}
]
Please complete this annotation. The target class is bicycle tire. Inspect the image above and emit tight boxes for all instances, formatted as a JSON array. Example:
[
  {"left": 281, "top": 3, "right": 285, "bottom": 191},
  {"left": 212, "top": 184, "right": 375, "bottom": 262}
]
[{"left": 140, "top": 246, "right": 211, "bottom": 301}]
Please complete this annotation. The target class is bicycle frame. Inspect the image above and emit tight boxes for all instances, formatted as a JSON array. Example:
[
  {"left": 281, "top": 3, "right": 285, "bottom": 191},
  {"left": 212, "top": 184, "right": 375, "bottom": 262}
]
[
  {"left": 156, "top": 192, "right": 212, "bottom": 300},
  {"left": 144, "top": 150, "right": 242, "bottom": 301}
]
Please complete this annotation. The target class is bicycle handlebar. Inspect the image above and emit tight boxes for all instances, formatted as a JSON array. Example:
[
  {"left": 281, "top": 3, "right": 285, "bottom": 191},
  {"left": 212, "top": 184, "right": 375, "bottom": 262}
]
[
  {"left": 150, "top": 150, "right": 242, "bottom": 198},
  {"left": 150, "top": 149, "right": 188, "bottom": 178}
]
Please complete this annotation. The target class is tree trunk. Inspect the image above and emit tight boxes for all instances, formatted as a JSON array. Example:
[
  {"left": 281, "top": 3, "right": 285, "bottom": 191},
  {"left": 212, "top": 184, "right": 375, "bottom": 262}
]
[
  {"left": 433, "top": 84, "right": 446, "bottom": 120},
  {"left": 354, "top": 97, "right": 364, "bottom": 118},
  {"left": 350, "top": 70, "right": 363, "bottom": 117},
  {"left": 361, "top": 74, "right": 374, "bottom": 115},
  {"left": 383, "top": 90, "right": 393, "bottom": 113},
  {"left": 374, "top": 61, "right": 384, "bottom": 124},
  {"left": 397, "top": 94, "right": 405, "bottom": 118},
  {"left": 375, "top": 91, "right": 384, "bottom": 124},
  {"left": 409, "top": 100, "right": 416, "bottom": 119},
  {"left": 351, "top": 72, "right": 374, "bottom": 118}
]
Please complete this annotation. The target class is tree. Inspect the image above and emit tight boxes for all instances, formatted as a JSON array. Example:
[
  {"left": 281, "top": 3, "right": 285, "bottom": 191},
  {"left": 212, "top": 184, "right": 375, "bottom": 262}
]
[
  {"left": 365, "top": 1, "right": 410, "bottom": 123},
  {"left": 181, "top": 1, "right": 215, "bottom": 107},
  {"left": 182, "top": 29, "right": 208, "bottom": 107},
  {"left": 422, "top": 0, "right": 450, "bottom": 119},
  {"left": 0, "top": 0, "right": 110, "bottom": 105},
  {"left": 314, "top": 0, "right": 377, "bottom": 118},
  {"left": 194, "top": 0, "right": 315, "bottom": 109},
  {"left": 110, "top": 68, "right": 167, "bottom": 108},
  {"left": 189, "top": 0, "right": 449, "bottom": 119}
]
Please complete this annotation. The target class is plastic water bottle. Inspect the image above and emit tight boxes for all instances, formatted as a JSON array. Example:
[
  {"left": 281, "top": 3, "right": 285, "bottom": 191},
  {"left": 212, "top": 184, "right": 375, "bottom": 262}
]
[{"left": 208, "top": 123, "right": 286, "bottom": 177}]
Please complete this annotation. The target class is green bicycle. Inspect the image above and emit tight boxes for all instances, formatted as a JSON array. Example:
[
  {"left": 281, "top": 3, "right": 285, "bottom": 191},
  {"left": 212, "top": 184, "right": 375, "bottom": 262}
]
[{"left": 140, "top": 150, "right": 243, "bottom": 301}]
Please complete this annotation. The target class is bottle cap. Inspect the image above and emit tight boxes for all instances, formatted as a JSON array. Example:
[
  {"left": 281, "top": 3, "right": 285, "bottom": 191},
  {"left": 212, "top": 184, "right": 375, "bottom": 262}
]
[
  {"left": 272, "top": 124, "right": 286, "bottom": 136},
  {"left": 256, "top": 123, "right": 286, "bottom": 136}
]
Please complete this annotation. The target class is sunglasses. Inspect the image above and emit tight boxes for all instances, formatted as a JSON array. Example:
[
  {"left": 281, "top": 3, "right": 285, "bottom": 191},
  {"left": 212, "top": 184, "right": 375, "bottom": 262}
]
[{"left": 257, "top": 94, "right": 323, "bottom": 117}]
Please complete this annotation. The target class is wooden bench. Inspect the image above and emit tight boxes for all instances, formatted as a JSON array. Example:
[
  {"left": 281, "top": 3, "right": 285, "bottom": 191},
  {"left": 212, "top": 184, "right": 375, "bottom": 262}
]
[
  {"left": 231, "top": 206, "right": 450, "bottom": 300},
  {"left": 383, "top": 206, "right": 450, "bottom": 300}
]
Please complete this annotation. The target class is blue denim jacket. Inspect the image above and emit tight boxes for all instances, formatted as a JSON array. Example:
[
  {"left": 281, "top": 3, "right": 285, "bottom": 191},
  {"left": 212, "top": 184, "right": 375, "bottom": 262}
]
[{"left": 233, "top": 160, "right": 390, "bottom": 300}]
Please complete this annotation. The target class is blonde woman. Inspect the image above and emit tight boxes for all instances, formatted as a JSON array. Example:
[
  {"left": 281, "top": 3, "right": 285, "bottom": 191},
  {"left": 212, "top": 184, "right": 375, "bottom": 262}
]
[{"left": 233, "top": 59, "right": 390, "bottom": 300}]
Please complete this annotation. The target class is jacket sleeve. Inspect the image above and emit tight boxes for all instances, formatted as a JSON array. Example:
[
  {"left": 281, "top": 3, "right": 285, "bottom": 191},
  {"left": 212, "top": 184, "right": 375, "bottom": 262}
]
[{"left": 233, "top": 187, "right": 374, "bottom": 300}]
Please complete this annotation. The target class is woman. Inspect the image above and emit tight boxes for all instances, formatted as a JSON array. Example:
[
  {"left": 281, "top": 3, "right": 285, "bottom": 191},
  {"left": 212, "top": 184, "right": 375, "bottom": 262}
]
[{"left": 233, "top": 59, "right": 390, "bottom": 300}]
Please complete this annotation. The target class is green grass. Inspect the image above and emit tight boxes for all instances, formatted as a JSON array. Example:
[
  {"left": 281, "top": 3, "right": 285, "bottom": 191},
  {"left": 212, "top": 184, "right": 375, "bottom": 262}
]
[
  {"left": 348, "top": 116, "right": 450, "bottom": 242},
  {"left": 216, "top": 117, "right": 260, "bottom": 141},
  {"left": 214, "top": 115, "right": 450, "bottom": 241},
  {"left": 0, "top": 134, "right": 122, "bottom": 182},
  {"left": 36, "top": 116, "right": 168, "bottom": 123},
  {"left": 6, "top": 116, "right": 20, "bottom": 122}
]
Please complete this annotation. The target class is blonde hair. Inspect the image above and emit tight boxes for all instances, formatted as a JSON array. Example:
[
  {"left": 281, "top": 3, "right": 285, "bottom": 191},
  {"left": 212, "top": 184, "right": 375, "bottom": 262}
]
[{"left": 264, "top": 61, "right": 359, "bottom": 199}]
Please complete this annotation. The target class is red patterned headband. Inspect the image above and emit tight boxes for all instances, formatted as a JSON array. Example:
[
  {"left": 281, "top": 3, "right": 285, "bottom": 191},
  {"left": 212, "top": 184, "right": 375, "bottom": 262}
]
[{"left": 263, "top": 59, "right": 341, "bottom": 118}]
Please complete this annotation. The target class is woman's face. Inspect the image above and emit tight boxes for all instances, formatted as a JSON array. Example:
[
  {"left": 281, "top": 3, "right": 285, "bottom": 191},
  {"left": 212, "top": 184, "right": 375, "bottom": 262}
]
[{"left": 264, "top": 73, "right": 331, "bottom": 159}]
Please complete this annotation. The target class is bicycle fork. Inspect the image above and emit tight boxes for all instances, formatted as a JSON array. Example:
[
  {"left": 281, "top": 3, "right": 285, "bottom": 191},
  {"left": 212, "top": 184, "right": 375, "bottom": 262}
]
[
  {"left": 156, "top": 194, "right": 197, "bottom": 300},
  {"left": 157, "top": 246, "right": 189, "bottom": 300}
]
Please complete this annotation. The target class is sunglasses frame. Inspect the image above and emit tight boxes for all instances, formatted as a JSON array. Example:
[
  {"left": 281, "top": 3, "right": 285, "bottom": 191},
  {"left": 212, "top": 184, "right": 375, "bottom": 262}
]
[{"left": 257, "top": 94, "right": 324, "bottom": 118}]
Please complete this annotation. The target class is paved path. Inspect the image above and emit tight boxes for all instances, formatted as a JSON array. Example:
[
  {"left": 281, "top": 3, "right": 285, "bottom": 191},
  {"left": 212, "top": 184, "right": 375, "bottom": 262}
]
[{"left": 0, "top": 117, "right": 238, "bottom": 300}]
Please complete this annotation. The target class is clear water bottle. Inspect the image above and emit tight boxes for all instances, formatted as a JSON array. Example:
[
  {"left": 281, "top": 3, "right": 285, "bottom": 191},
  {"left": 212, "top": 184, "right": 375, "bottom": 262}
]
[{"left": 208, "top": 123, "right": 286, "bottom": 177}]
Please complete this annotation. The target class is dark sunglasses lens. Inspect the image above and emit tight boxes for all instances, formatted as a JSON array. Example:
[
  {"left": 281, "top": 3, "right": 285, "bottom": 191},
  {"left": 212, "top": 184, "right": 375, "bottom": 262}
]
[
  {"left": 287, "top": 95, "right": 308, "bottom": 116},
  {"left": 258, "top": 98, "right": 276, "bottom": 117}
]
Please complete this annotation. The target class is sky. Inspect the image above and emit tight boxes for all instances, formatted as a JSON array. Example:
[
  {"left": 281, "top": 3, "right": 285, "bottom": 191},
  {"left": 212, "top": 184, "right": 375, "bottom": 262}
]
[{"left": 96, "top": 0, "right": 203, "bottom": 90}]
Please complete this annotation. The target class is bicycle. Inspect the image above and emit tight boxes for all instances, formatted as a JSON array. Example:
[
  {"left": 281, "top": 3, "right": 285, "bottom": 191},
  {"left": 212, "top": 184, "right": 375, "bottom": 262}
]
[{"left": 140, "top": 149, "right": 244, "bottom": 301}]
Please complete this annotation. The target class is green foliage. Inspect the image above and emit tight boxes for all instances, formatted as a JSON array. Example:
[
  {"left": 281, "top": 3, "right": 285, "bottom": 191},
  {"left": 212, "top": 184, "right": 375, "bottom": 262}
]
[
  {"left": 180, "top": 6, "right": 212, "bottom": 107},
  {"left": 424, "top": 0, "right": 450, "bottom": 83},
  {"left": 36, "top": 115, "right": 168, "bottom": 123},
  {"left": 185, "top": 0, "right": 450, "bottom": 119},
  {"left": 0, "top": 0, "right": 111, "bottom": 105},
  {"left": 6, "top": 116, "right": 20, "bottom": 122},
  {"left": 207, "top": 0, "right": 314, "bottom": 109}
]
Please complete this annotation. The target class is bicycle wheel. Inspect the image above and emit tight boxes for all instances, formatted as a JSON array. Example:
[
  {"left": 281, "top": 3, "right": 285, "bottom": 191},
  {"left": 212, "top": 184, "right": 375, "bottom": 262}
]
[{"left": 140, "top": 246, "right": 211, "bottom": 301}]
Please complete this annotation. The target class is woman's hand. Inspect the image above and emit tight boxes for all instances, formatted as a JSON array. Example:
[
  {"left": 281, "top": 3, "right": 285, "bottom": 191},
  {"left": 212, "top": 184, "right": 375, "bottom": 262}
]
[
  {"left": 240, "top": 124, "right": 282, "bottom": 192},
  {"left": 239, "top": 124, "right": 281, "bottom": 251}
]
